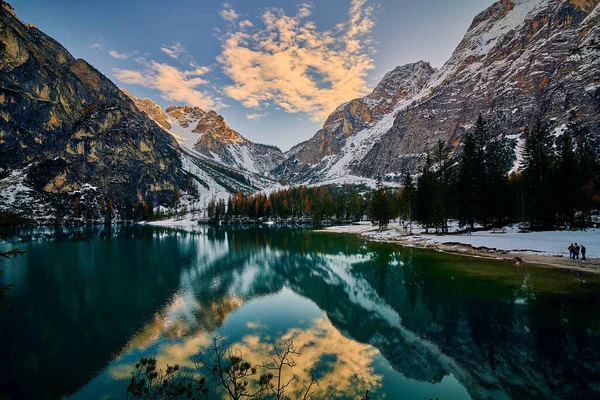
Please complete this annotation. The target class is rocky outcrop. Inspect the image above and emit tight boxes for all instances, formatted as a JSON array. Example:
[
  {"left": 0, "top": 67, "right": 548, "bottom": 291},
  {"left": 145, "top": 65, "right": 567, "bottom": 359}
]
[
  {"left": 277, "top": 0, "right": 600, "bottom": 183},
  {"left": 121, "top": 94, "right": 286, "bottom": 175},
  {"left": 165, "top": 106, "right": 285, "bottom": 174},
  {"left": 275, "top": 62, "right": 436, "bottom": 182},
  {"left": 121, "top": 88, "right": 171, "bottom": 131},
  {"left": 0, "top": 2, "right": 189, "bottom": 218},
  {"left": 356, "top": 0, "right": 600, "bottom": 177}
]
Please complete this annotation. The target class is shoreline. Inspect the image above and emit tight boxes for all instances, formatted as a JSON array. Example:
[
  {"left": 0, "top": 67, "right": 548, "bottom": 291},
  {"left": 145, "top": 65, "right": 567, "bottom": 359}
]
[{"left": 318, "top": 224, "right": 600, "bottom": 274}]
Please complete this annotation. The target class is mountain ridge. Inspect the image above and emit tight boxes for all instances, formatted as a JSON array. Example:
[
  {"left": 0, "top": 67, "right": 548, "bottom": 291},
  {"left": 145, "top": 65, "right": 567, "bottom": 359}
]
[
  {"left": 122, "top": 90, "right": 286, "bottom": 175},
  {"left": 275, "top": 0, "right": 600, "bottom": 183}
]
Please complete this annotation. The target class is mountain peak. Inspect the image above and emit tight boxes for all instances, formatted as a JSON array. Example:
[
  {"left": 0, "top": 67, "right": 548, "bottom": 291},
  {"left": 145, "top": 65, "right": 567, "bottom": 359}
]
[
  {"left": 165, "top": 105, "right": 205, "bottom": 129},
  {"left": 366, "top": 61, "right": 436, "bottom": 105}
]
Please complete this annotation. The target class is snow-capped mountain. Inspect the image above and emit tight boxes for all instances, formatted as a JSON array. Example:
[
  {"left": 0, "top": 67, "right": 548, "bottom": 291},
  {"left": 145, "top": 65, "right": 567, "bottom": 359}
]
[
  {"left": 167, "top": 106, "right": 285, "bottom": 174},
  {"left": 278, "top": 0, "right": 600, "bottom": 183},
  {"left": 275, "top": 61, "right": 436, "bottom": 183},
  {"left": 0, "top": 3, "right": 277, "bottom": 223},
  {"left": 123, "top": 92, "right": 285, "bottom": 175}
]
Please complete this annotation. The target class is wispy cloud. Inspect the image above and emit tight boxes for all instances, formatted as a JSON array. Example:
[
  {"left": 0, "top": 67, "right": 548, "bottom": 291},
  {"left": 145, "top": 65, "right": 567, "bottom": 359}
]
[
  {"left": 89, "top": 42, "right": 104, "bottom": 51},
  {"left": 219, "top": 3, "right": 239, "bottom": 23},
  {"left": 161, "top": 42, "right": 185, "bottom": 59},
  {"left": 246, "top": 112, "right": 266, "bottom": 120},
  {"left": 216, "top": 0, "right": 376, "bottom": 121},
  {"left": 113, "top": 62, "right": 219, "bottom": 110},
  {"left": 108, "top": 49, "right": 137, "bottom": 60},
  {"left": 238, "top": 20, "right": 253, "bottom": 29}
]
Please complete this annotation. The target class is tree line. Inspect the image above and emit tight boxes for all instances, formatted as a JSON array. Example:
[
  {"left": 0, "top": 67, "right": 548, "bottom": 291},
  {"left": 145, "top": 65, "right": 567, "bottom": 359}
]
[
  {"left": 207, "top": 185, "right": 368, "bottom": 226},
  {"left": 209, "top": 115, "right": 600, "bottom": 231},
  {"left": 371, "top": 115, "right": 600, "bottom": 232}
]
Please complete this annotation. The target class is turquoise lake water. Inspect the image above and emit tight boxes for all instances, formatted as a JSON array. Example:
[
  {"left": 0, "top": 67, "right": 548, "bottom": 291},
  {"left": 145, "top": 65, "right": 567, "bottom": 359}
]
[{"left": 1, "top": 226, "right": 599, "bottom": 399}]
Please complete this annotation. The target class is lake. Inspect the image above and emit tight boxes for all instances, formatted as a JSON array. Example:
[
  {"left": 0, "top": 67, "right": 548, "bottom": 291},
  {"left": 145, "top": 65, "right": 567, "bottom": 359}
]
[{"left": 1, "top": 225, "right": 600, "bottom": 399}]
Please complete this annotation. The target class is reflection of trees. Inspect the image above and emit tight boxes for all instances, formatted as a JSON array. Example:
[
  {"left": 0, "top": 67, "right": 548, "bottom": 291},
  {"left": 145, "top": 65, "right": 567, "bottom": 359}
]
[
  {"left": 186, "top": 228, "right": 600, "bottom": 399},
  {"left": 4, "top": 226, "right": 600, "bottom": 399}
]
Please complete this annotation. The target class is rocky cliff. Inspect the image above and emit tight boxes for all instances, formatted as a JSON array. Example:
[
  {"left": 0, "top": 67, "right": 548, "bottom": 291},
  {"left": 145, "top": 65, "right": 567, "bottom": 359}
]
[
  {"left": 123, "top": 91, "right": 285, "bottom": 175},
  {"left": 275, "top": 61, "right": 436, "bottom": 183},
  {"left": 278, "top": 0, "right": 600, "bottom": 183},
  {"left": 0, "top": 2, "right": 189, "bottom": 221}
]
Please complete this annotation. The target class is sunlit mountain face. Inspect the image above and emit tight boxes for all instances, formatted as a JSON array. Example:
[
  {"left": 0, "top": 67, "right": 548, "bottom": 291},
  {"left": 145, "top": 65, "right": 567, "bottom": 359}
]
[{"left": 2, "top": 226, "right": 600, "bottom": 399}]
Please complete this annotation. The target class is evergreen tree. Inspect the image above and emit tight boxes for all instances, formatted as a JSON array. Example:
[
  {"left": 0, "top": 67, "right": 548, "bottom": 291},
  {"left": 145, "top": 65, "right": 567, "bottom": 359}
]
[
  {"left": 369, "top": 183, "right": 394, "bottom": 231},
  {"left": 457, "top": 131, "right": 481, "bottom": 229},
  {"left": 482, "top": 132, "right": 515, "bottom": 226},
  {"left": 575, "top": 134, "right": 600, "bottom": 226},
  {"left": 226, "top": 196, "right": 234, "bottom": 218},
  {"left": 416, "top": 155, "right": 436, "bottom": 233},
  {"left": 432, "top": 140, "right": 453, "bottom": 233},
  {"left": 522, "top": 120, "right": 556, "bottom": 229},
  {"left": 399, "top": 171, "right": 416, "bottom": 234},
  {"left": 555, "top": 133, "right": 578, "bottom": 225},
  {"left": 457, "top": 116, "right": 514, "bottom": 228}
]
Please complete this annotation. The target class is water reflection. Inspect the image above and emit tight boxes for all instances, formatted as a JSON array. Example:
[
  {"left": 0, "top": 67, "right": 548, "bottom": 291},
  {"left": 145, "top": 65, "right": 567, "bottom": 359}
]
[{"left": 1, "top": 226, "right": 600, "bottom": 399}]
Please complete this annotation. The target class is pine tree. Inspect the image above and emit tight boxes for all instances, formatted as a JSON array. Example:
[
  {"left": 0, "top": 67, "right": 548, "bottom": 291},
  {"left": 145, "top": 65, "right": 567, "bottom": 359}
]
[
  {"left": 522, "top": 120, "right": 556, "bottom": 229},
  {"left": 556, "top": 133, "right": 578, "bottom": 225},
  {"left": 369, "top": 184, "right": 394, "bottom": 231},
  {"left": 482, "top": 131, "right": 515, "bottom": 226},
  {"left": 416, "top": 155, "right": 436, "bottom": 233},
  {"left": 400, "top": 171, "right": 416, "bottom": 234},
  {"left": 457, "top": 131, "right": 480, "bottom": 229},
  {"left": 227, "top": 196, "right": 234, "bottom": 218},
  {"left": 433, "top": 140, "right": 452, "bottom": 233}
]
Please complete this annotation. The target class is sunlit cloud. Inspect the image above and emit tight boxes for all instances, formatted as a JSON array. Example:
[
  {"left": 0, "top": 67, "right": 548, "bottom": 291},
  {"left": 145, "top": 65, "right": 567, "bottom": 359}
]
[
  {"left": 89, "top": 42, "right": 103, "bottom": 51},
  {"left": 238, "top": 20, "right": 253, "bottom": 28},
  {"left": 161, "top": 42, "right": 185, "bottom": 59},
  {"left": 108, "top": 49, "right": 137, "bottom": 60},
  {"left": 113, "top": 61, "right": 220, "bottom": 110},
  {"left": 111, "top": 317, "right": 383, "bottom": 398},
  {"left": 217, "top": 0, "right": 376, "bottom": 121},
  {"left": 220, "top": 3, "right": 239, "bottom": 23},
  {"left": 246, "top": 112, "right": 266, "bottom": 120}
]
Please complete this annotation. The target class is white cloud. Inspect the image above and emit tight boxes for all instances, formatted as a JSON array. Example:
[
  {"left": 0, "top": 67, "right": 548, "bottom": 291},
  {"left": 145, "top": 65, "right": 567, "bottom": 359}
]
[
  {"left": 246, "top": 112, "right": 266, "bottom": 120},
  {"left": 238, "top": 20, "right": 253, "bottom": 29},
  {"left": 297, "top": 3, "right": 313, "bottom": 18},
  {"left": 219, "top": 4, "right": 239, "bottom": 23},
  {"left": 113, "top": 61, "right": 219, "bottom": 110},
  {"left": 217, "top": 0, "right": 376, "bottom": 121},
  {"left": 108, "top": 49, "right": 137, "bottom": 60},
  {"left": 89, "top": 42, "right": 104, "bottom": 51},
  {"left": 161, "top": 42, "right": 185, "bottom": 59}
]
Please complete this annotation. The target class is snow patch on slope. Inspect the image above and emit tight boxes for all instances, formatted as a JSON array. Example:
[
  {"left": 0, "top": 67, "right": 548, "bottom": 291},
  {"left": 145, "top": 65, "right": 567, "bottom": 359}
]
[{"left": 472, "top": 0, "right": 550, "bottom": 56}]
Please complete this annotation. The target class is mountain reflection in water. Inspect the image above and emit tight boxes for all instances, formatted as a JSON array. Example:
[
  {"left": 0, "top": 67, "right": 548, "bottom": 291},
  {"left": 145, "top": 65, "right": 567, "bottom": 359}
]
[{"left": 1, "top": 226, "right": 599, "bottom": 399}]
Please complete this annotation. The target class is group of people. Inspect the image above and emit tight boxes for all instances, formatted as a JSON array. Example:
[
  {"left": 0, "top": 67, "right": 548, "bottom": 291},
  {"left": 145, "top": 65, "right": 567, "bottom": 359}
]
[{"left": 568, "top": 243, "right": 587, "bottom": 261}]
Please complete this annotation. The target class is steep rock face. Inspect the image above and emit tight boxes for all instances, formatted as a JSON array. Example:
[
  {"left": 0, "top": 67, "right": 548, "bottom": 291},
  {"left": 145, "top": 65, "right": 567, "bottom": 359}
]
[
  {"left": 275, "top": 61, "right": 436, "bottom": 182},
  {"left": 124, "top": 98, "right": 286, "bottom": 175},
  {"left": 278, "top": 0, "right": 600, "bottom": 182},
  {"left": 356, "top": 0, "right": 600, "bottom": 177},
  {"left": 0, "top": 3, "right": 187, "bottom": 216},
  {"left": 121, "top": 88, "right": 171, "bottom": 131}
]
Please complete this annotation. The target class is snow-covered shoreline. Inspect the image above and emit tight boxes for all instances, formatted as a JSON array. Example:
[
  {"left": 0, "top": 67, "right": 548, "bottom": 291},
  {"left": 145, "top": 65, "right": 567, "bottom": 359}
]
[{"left": 322, "top": 223, "right": 600, "bottom": 256}]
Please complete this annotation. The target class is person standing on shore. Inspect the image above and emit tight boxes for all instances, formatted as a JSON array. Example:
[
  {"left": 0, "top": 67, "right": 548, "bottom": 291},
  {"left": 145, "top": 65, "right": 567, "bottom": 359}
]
[
  {"left": 569, "top": 243, "right": 575, "bottom": 260},
  {"left": 581, "top": 245, "right": 587, "bottom": 261},
  {"left": 575, "top": 243, "right": 580, "bottom": 260}
]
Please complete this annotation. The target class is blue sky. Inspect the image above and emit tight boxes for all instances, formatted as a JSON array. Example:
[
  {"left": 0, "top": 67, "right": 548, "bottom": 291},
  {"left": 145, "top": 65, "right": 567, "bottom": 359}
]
[{"left": 11, "top": 0, "right": 495, "bottom": 150}]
